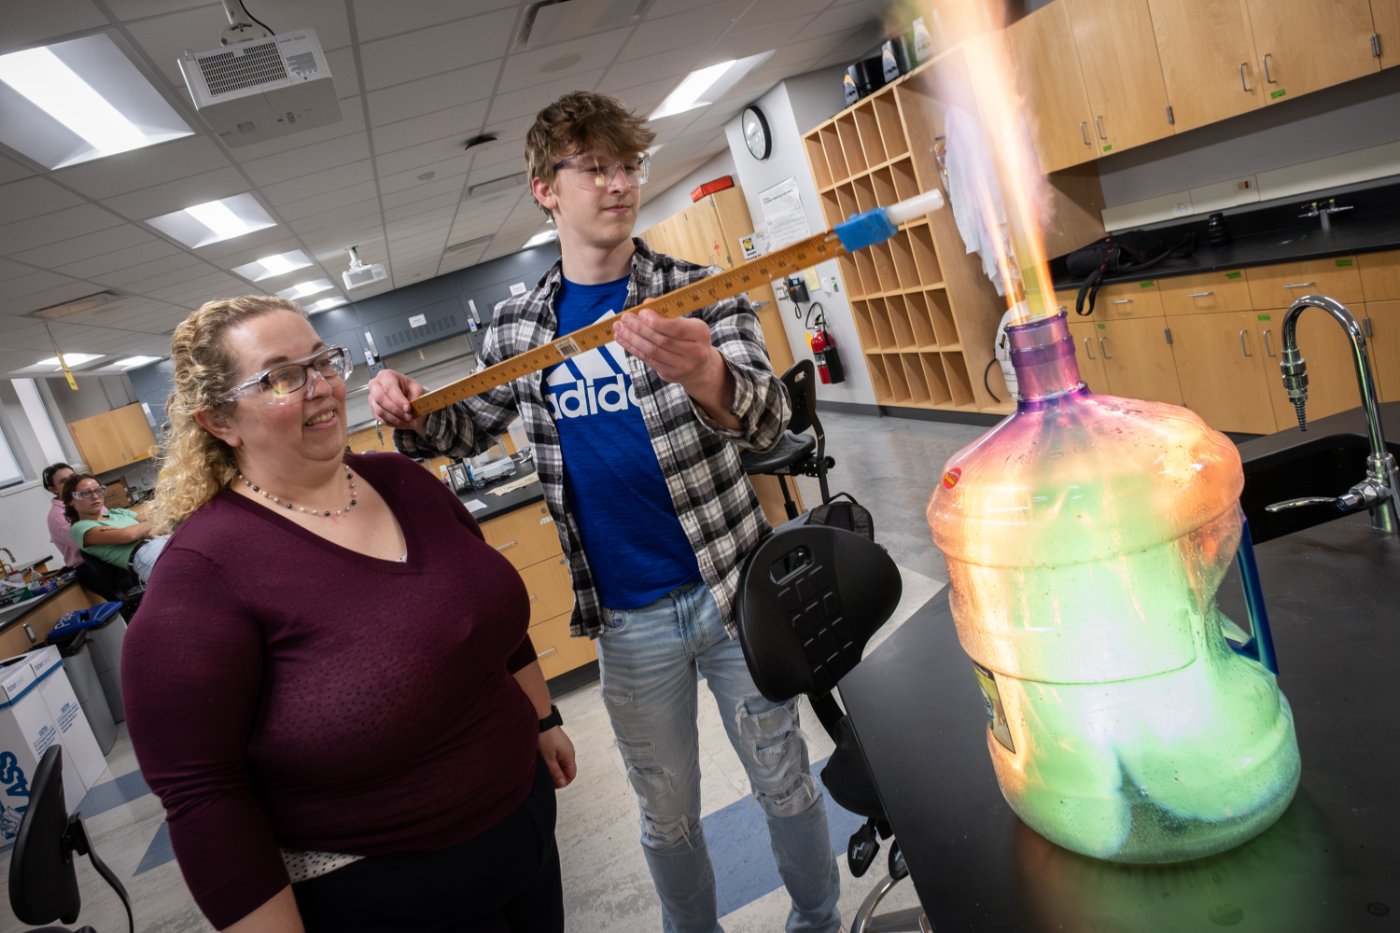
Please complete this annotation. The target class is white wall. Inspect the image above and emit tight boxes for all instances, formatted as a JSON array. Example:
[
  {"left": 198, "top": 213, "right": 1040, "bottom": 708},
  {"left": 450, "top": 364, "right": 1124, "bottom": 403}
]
[
  {"left": 723, "top": 67, "right": 878, "bottom": 407},
  {"left": 636, "top": 150, "right": 738, "bottom": 232},
  {"left": 0, "top": 382, "right": 63, "bottom": 565}
]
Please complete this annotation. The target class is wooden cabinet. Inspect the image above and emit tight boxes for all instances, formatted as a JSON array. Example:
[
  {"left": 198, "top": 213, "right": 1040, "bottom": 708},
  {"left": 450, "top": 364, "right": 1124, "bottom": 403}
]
[
  {"left": 1065, "top": 0, "right": 1176, "bottom": 154},
  {"left": 804, "top": 55, "right": 1015, "bottom": 416},
  {"left": 1157, "top": 268, "right": 1254, "bottom": 315},
  {"left": 1147, "top": 0, "right": 1265, "bottom": 131},
  {"left": 67, "top": 403, "right": 157, "bottom": 475},
  {"left": 1242, "top": 0, "right": 1379, "bottom": 103},
  {"left": 1369, "top": 300, "right": 1400, "bottom": 401},
  {"left": 1166, "top": 310, "right": 1283, "bottom": 433},
  {"left": 1375, "top": 0, "right": 1400, "bottom": 68},
  {"left": 1006, "top": 3, "right": 1096, "bottom": 172},
  {"left": 479, "top": 500, "right": 595, "bottom": 681},
  {"left": 1068, "top": 320, "right": 1110, "bottom": 389},
  {"left": 1245, "top": 255, "right": 1365, "bottom": 309},
  {"left": 1099, "top": 316, "right": 1185, "bottom": 404},
  {"left": 1359, "top": 248, "right": 1400, "bottom": 300}
]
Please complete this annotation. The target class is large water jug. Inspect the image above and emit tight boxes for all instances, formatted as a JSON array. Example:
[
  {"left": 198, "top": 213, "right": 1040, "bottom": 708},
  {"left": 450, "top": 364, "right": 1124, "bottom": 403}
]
[{"left": 926, "top": 311, "right": 1300, "bottom": 863}]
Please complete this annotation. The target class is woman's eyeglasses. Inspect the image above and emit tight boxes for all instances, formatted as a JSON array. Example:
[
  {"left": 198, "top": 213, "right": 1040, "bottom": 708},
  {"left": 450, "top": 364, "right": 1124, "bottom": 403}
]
[
  {"left": 222, "top": 346, "right": 353, "bottom": 406},
  {"left": 73, "top": 487, "right": 107, "bottom": 500},
  {"left": 551, "top": 153, "right": 650, "bottom": 189}
]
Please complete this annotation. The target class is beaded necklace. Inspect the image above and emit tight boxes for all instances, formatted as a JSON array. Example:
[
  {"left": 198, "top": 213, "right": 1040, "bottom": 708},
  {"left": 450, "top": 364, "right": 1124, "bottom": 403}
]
[{"left": 236, "top": 464, "right": 358, "bottom": 517}]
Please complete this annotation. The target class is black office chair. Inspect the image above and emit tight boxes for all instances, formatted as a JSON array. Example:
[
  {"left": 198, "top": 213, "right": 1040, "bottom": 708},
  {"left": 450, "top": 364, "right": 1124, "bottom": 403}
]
[
  {"left": 72, "top": 558, "right": 142, "bottom": 617},
  {"left": 741, "top": 360, "right": 834, "bottom": 519},
  {"left": 8, "top": 746, "right": 134, "bottom": 933},
  {"left": 736, "top": 524, "right": 928, "bottom": 933}
]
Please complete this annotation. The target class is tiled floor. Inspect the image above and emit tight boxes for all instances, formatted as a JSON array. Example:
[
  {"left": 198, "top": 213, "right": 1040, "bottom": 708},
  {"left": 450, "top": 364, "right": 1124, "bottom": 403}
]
[{"left": 1, "top": 410, "right": 987, "bottom": 932}]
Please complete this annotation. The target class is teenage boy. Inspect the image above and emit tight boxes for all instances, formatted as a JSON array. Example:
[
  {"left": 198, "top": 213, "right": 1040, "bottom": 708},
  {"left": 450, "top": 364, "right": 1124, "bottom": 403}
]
[{"left": 368, "top": 91, "right": 842, "bottom": 933}]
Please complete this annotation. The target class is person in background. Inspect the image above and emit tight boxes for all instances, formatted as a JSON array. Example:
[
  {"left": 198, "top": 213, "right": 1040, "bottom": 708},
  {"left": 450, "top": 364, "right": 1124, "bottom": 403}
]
[
  {"left": 43, "top": 462, "right": 85, "bottom": 568},
  {"left": 62, "top": 474, "right": 166, "bottom": 584},
  {"left": 123, "top": 295, "right": 574, "bottom": 933},
  {"left": 369, "top": 91, "right": 842, "bottom": 933}
]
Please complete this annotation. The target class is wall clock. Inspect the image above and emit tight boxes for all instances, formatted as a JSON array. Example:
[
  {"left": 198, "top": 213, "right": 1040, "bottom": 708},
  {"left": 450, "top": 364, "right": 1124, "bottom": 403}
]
[{"left": 742, "top": 105, "right": 771, "bottom": 160}]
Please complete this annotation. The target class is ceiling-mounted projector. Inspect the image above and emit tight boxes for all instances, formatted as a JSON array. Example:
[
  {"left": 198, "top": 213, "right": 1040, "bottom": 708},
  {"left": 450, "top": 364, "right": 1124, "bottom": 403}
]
[
  {"left": 179, "top": 28, "right": 341, "bottom": 147},
  {"left": 343, "top": 247, "right": 387, "bottom": 290}
]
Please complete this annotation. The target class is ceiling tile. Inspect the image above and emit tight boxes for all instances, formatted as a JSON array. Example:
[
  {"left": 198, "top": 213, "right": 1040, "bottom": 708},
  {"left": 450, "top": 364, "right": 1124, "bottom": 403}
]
[
  {"left": 52, "top": 238, "right": 181, "bottom": 280},
  {"left": 0, "top": 155, "right": 35, "bottom": 185},
  {"left": 352, "top": 0, "right": 515, "bottom": 42},
  {"left": 102, "top": 0, "right": 209, "bottom": 19},
  {"left": 358, "top": 7, "right": 516, "bottom": 91},
  {"left": 616, "top": 1, "right": 747, "bottom": 62},
  {"left": 486, "top": 70, "right": 607, "bottom": 123},
  {"left": 242, "top": 134, "right": 373, "bottom": 186},
  {"left": 499, "top": 27, "right": 632, "bottom": 94},
  {"left": 14, "top": 223, "right": 157, "bottom": 269},
  {"left": 325, "top": 46, "right": 361, "bottom": 99},
  {"left": 8, "top": 280, "right": 111, "bottom": 317},
  {"left": 52, "top": 136, "right": 232, "bottom": 200},
  {"left": 371, "top": 100, "right": 491, "bottom": 156},
  {"left": 260, "top": 160, "right": 376, "bottom": 206},
  {"left": 379, "top": 176, "right": 466, "bottom": 211},
  {"left": 100, "top": 167, "right": 250, "bottom": 220},
  {"left": 0, "top": 269, "right": 85, "bottom": 302},
  {"left": 276, "top": 189, "right": 380, "bottom": 223},
  {"left": 600, "top": 44, "right": 703, "bottom": 94},
  {"left": 0, "top": 177, "right": 86, "bottom": 223},
  {"left": 94, "top": 253, "right": 207, "bottom": 289},
  {"left": 366, "top": 62, "right": 499, "bottom": 126},
  {"left": 377, "top": 157, "right": 472, "bottom": 196},
  {"left": 0, "top": 0, "right": 109, "bottom": 53},
  {"left": 0, "top": 204, "right": 127, "bottom": 255}
]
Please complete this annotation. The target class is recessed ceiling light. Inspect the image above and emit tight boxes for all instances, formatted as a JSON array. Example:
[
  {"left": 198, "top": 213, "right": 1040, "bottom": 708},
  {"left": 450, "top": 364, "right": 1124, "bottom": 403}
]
[
  {"left": 24, "top": 353, "right": 103, "bottom": 372},
  {"left": 304, "top": 297, "right": 347, "bottom": 314},
  {"left": 115, "top": 355, "right": 161, "bottom": 369},
  {"left": 648, "top": 52, "right": 773, "bottom": 121},
  {"left": 0, "top": 34, "right": 193, "bottom": 169},
  {"left": 277, "top": 279, "right": 335, "bottom": 300},
  {"left": 523, "top": 230, "right": 558, "bottom": 248},
  {"left": 146, "top": 193, "right": 277, "bottom": 248},
  {"left": 231, "top": 250, "right": 313, "bottom": 282}
]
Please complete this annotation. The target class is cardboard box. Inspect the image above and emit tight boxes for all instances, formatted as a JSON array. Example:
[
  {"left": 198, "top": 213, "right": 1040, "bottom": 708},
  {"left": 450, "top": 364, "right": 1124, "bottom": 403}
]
[
  {"left": 0, "top": 655, "right": 71, "bottom": 842},
  {"left": 27, "top": 646, "right": 107, "bottom": 792}
]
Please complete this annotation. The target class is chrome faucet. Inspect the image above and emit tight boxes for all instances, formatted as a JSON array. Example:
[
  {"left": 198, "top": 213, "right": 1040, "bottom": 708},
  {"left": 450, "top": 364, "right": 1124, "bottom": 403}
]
[
  {"left": 1297, "top": 197, "right": 1352, "bottom": 234},
  {"left": 1267, "top": 295, "right": 1400, "bottom": 536}
]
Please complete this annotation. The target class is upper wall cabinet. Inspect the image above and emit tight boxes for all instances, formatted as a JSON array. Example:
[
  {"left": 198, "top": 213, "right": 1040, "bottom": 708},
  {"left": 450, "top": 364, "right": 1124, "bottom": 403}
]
[
  {"left": 1244, "top": 0, "right": 1379, "bottom": 102},
  {"left": 1147, "top": 0, "right": 1264, "bottom": 131},
  {"left": 1372, "top": 0, "right": 1400, "bottom": 68},
  {"left": 1064, "top": 0, "right": 1176, "bottom": 154},
  {"left": 1006, "top": 3, "right": 1097, "bottom": 173}
]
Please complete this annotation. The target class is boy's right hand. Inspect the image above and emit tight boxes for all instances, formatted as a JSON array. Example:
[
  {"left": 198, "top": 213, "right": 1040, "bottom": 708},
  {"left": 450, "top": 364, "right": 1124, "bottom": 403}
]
[{"left": 368, "top": 369, "right": 427, "bottom": 434}]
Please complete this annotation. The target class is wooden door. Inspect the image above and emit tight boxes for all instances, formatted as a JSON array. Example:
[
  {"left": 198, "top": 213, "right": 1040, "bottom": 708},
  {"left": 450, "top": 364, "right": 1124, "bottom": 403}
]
[
  {"left": 1368, "top": 300, "right": 1400, "bottom": 401},
  {"left": 1375, "top": 0, "right": 1400, "bottom": 69},
  {"left": 1006, "top": 4, "right": 1097, "bottom": 172},
  {"left": 1244, "top": 0, "right": 1379, "bottom": 103},
  {"left": 1068, "top": 320, "right": 1109, "bottom": 392},
  {"left": 1167, "top": 311, "right": 1280, "bottom": 433},
  {"left": 1359, "top": 248, "right": 1400, "bottom": 301},
  {"left": 1066, "top": 0, "right": 1175, "bottom": 154},
  {"left": 1099, "top": 317, "right": 1184, "bottom": 404},
  {"left": 1148, "top": 0, "right": 1264, "bottom": 131}
]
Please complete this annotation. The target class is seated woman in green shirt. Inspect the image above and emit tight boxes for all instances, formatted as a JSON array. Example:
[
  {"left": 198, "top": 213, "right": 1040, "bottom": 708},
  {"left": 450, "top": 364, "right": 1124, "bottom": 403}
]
[{"left": 63, "top": 473, "right": 168, "bottom": 583}]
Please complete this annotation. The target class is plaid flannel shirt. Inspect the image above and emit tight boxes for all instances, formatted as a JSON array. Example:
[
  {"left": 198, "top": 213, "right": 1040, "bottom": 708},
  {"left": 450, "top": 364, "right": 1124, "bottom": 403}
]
[{"left": 395, "top": 239, "right": 790, "bottom": 639}]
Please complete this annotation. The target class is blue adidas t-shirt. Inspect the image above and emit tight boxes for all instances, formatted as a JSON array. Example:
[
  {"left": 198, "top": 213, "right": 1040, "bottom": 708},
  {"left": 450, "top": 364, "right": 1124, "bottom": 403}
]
[{"left": 544, "top": 275, "right": 701, "bottom": 609}]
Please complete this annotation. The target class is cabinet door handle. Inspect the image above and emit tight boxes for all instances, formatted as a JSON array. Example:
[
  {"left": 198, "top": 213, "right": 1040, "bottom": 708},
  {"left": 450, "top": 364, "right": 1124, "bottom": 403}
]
[
  {"left": 1080, "top": 121, "right": 1090, "bottom": 145},
  {"left": 1095, "top": 115, "right": 1107, "bottom": 140},
  {"left": 1283, "top": 281, "right": 1316, "bottom": 289},
  {"left": 529, "top": 593, "right": 539, "bottom": 601},
  {"left": 1099, "top": 336, "right": 1113, "bottom": 360},
  {"left": 536, "top": 647, "right": 558, "bottom": 659},
  {"left": 1263, "top": 52, "right": 1276, "bottom": 84},
  {"left": 1111, "top": 298, "right": 1132, "bottom": 305},
  {"left": 21, "top": 623, "right": 36, "bottom": 645},
  {"left": 1262, "top": 328, "right": 1276, "bottom": 357},
  {"left": 1239, "top": 62, "right": 1252, "bottom": 92},
  {"left": 1239, "top": 329, "right": 1252, "bottom": 357},
  {"left": 1057, "top": 304, "right": 1068, "bottom": 313},
  {"left": 1083, "top": 337, "right": 1096, "bottom": 360},
  {"left": 495, "top": 539, "right": 518, "bottom": 552},
  {"left": 1187, "top": 291, "right": 1213, "bottom": 298}
]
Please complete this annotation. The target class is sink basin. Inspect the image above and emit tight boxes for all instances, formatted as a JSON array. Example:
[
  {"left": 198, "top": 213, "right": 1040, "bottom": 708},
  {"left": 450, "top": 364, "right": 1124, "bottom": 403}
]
[{"left": 1241, "top": 429, "right": 1400, "bottom": 543}]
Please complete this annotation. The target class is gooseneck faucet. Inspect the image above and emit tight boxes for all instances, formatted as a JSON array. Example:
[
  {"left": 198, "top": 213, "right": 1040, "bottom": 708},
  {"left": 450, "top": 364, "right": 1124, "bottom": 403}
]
[{"left": 1270, "top": 295, "right": 1400, "bottom": 536}]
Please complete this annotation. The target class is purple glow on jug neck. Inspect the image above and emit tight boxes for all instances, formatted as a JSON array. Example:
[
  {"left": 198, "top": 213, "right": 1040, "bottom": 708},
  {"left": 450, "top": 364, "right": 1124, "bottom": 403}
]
[{"left": 1008, "top": 311, "right": 1085, "bottom": 406}]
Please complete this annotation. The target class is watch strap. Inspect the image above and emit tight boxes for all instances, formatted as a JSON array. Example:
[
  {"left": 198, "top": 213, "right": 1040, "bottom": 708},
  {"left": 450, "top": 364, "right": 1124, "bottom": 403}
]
[{"left": 538, "top": 704, "right": 563, "bottom": 733}]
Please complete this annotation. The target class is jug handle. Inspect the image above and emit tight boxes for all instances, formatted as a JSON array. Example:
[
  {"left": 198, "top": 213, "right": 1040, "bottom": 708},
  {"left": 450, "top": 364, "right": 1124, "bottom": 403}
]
[{"left": 1228, "top": 515, "right": 1278, "bottom": 675}]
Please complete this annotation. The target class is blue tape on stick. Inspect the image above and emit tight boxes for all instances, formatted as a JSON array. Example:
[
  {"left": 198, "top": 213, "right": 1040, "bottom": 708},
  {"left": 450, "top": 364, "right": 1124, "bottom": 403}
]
[{"left": 833, "top": 208, "right": 898, "bottom": 252}]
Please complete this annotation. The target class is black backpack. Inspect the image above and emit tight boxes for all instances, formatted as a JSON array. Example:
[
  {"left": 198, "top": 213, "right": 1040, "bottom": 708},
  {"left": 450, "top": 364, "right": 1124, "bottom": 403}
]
[{"left": 1066, "top": 231, "right": 1197, "bottom": 316}]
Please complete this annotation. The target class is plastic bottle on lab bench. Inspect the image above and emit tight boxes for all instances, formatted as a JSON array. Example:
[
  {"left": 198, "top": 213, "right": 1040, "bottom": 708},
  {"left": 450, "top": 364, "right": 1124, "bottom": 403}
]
[{"left": 926, "top": 311, "right": 1300, "bottom": 863}]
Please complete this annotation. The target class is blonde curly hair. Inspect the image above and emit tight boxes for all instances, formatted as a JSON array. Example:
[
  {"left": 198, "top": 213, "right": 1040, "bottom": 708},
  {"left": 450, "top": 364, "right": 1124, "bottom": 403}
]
[{"left": 148, "top": 295, "right": 303, "bottom": 533}]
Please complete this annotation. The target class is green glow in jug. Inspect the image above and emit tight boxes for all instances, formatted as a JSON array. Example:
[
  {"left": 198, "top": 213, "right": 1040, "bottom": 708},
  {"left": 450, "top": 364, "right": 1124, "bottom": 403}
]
[{"left": 927, "top": 312, "right": 1300, "bottom": 863}]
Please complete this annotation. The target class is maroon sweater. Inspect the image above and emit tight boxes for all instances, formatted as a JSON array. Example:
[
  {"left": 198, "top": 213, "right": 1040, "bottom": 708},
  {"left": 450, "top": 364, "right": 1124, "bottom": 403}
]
[{"left": 123, "top": 453, "right": 539, "bottom": 929}]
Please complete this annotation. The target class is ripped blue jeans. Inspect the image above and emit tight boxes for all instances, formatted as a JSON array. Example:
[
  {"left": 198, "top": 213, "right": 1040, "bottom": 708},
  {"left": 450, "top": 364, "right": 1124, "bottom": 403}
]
[{"left": 598, "top": 581, "right": 841, "bottom": 933}]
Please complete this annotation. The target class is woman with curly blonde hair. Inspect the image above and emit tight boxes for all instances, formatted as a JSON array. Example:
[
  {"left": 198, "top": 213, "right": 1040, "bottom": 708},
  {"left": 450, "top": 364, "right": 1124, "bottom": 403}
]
[{"left": 124, "top": 295, "right": 574, "bottom": 933}]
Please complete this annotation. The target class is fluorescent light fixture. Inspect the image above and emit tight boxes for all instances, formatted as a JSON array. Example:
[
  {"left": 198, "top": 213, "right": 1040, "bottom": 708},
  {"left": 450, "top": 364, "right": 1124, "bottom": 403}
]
[
  {"left": 0, "top": 34, "right": 192, "bottom": 169},
  {"left": 305, "top": 297, "right": 347, "bottom": 314},
  {"left": 523, "top": 230, "right": 558, "bottom": 249},
  {"left": 146, "top": 193, "right": 277, "bottom": 248},
  {"left": 648, "top": 52, "right": 774, "bottom": 120},
  {"left": 650, "top": 61, "right": 736, "bottom": 119},
  {"left": 277, "top": 278, "right": 336, "bottom": 300},
  {"left": 231, "top": 250, "right": 313, "bottom": 282},
  {"left": 25, "top": 353, "right": 103, "bottom": 371},
  {"left": 115, "top": 355, "right": 161, "bottom": 369}
]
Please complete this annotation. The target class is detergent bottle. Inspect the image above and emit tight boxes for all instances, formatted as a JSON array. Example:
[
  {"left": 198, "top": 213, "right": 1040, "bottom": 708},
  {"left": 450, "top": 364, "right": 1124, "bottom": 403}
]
[{"left": 927, "top": 310, "right": 1300, "bottom": 863}]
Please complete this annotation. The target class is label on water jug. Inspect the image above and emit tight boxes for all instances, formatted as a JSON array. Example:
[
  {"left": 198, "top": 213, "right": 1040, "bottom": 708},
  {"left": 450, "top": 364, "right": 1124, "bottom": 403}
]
[{"left": 973, "top": 662, "right": 1015, "bottom": 752}]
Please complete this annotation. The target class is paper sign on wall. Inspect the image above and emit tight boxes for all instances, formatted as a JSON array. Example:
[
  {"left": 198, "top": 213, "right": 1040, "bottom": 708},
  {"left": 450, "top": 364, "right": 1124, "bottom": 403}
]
[
  {"left": 758, "top": 177, "right": 811, "bottom": 250},
  {"left": 739, "top": 233, "right": 760, "bottom": 260}
]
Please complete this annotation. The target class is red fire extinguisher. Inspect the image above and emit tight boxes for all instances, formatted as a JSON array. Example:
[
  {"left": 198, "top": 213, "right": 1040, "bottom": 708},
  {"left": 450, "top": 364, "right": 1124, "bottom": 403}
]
[{"left": 809, "top": 327, "right": 845, "bottom": 384}]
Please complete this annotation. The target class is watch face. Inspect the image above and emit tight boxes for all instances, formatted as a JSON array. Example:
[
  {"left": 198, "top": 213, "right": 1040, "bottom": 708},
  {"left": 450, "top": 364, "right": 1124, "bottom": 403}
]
[{"left": 743, "top": 107, "right": 769, "bottom": 159}]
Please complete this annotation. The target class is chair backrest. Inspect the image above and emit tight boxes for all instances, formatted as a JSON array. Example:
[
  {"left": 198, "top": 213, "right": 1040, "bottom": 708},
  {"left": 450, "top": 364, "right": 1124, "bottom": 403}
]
[
  {"left": 10, "top": 746, "right": 81, "bottom": 925},
  {"left": 782, "top": 359, "right": 822, "bottom": 442},
  {"left": 736, "top": 524, "right": 902, "bottom": 725}
]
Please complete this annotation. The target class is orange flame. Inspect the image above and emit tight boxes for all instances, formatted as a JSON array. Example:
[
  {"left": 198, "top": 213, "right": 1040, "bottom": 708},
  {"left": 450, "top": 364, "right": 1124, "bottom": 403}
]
[{"left": 906, "top": 0, "right": 1059, "bottom": 324}]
